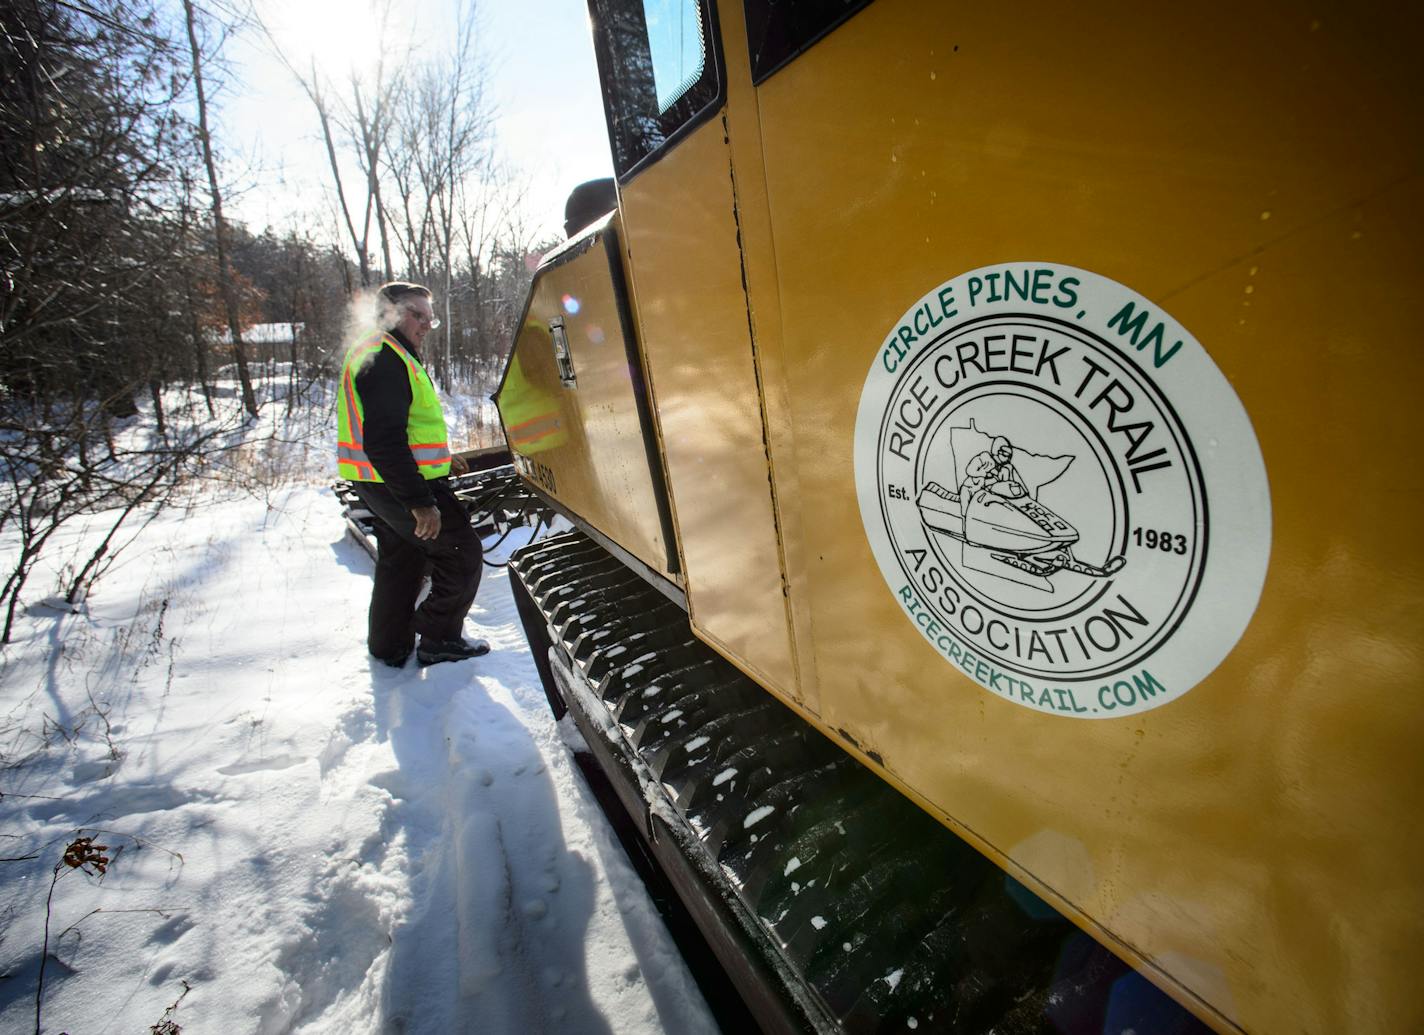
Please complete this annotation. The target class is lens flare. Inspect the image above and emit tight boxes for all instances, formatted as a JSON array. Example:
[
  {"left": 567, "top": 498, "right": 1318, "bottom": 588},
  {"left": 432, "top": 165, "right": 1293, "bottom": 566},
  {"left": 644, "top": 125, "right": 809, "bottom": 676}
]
[{"left": 562, "top": 294, "right": 581, "bottom": 315}]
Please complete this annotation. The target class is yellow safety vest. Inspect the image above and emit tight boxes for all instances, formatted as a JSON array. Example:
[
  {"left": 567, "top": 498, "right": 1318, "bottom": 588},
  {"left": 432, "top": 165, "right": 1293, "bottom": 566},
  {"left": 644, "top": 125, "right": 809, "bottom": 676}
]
[{"left": 337, "top": 330, "right": 452, "bottom": 482}]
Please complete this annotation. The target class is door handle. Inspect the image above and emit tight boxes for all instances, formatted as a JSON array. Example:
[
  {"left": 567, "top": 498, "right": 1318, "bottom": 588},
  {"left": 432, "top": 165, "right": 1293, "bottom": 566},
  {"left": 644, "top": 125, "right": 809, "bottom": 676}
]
[{"left": 550, "top": 316, "right": 576, "bottom": 388}]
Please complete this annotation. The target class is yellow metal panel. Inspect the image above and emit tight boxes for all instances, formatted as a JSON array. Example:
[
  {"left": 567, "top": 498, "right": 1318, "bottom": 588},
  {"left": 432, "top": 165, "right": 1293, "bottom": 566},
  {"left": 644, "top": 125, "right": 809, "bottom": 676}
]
[
  {"left": 717, "top": 2, "right": 823, "bottom": 712},
  {"left": 616, "top": 123, "right": 800, "bottom": 700},
  {"left": 745, "top": 1, "right": 1423, "bottom": 1032},
  {"left": 496, "top": 219, "right": 674, "bottom": 579}
]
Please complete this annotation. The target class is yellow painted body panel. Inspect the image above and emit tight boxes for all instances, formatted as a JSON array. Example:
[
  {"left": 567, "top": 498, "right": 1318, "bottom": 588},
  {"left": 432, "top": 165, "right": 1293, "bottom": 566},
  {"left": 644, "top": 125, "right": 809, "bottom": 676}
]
[
  {"left": 495, "top": 217, "right": 674, "bottom": 579},
  {"left": 616, "top": 124, "right": 800, "bottom": 700},
  {"left": 505, "top": 1, "right": 1424, "bottom": 1031},
  {"left": 731, "top": 1, "right": 1423, "bottom": 1033}
]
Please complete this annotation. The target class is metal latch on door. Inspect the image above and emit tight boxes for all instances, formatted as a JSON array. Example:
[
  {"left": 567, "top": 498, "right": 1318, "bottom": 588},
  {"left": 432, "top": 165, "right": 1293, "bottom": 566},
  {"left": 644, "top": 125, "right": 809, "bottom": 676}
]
[{"left": 550, "top": 316, "right": 576, "bottom": 388}]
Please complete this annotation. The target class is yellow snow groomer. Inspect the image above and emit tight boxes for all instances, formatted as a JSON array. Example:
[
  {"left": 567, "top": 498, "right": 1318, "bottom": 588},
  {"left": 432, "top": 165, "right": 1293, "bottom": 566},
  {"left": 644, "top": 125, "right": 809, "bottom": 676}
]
[{"left": 495, "top": 1, "right": 1424, "bottom": 1031}]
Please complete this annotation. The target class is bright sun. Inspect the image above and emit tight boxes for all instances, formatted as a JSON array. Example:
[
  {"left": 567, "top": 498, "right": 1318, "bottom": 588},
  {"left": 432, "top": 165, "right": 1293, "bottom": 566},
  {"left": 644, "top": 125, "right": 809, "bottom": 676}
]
[{"left": 265, "top": 0, "right": 391, "bottom": 84}]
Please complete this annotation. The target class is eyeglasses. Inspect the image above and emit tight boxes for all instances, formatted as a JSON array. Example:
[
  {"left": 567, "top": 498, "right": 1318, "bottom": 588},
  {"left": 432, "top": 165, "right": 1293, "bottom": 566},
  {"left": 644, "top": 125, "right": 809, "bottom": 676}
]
[{"left": 404, "top": 305, "right": 441, "bottom": 329}]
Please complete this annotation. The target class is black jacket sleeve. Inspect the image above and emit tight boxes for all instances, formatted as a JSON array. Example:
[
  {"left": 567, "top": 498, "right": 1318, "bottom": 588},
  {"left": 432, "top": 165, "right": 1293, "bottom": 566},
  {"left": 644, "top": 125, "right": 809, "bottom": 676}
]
[{"left": 353, "top": 344, "right": 436, "bottom": 509}]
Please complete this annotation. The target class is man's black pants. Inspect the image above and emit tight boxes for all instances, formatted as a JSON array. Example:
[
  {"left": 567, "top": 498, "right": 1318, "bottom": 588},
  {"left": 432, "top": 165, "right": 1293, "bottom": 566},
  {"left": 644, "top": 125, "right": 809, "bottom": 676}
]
[{"left": 349, "top": 478, "right": 483, "bottom": 661}]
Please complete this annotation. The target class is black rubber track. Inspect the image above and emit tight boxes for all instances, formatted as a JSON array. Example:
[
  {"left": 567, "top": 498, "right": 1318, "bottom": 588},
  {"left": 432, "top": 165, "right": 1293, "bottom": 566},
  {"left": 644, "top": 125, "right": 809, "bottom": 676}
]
[{"left": 511, "top": 529, "right": 1213, "bottom": 1035}]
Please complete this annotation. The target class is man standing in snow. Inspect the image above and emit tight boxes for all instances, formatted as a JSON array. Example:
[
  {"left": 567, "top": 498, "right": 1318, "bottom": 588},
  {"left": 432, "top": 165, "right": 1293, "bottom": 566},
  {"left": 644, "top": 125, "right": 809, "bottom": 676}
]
[{"left": 337, "top": 282, "right": 489, "bottom": 667}]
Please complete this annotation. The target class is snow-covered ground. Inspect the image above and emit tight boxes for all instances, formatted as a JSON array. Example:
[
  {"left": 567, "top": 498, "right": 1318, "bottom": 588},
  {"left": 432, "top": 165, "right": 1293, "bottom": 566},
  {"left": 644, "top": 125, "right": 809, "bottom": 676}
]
[{"left": 0, "top": 384, "right": 718, "bottom": 1032}]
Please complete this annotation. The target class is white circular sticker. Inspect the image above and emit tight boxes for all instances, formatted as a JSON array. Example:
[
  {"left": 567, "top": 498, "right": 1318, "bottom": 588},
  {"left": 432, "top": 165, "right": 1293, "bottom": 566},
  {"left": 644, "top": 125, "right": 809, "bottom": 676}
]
[{"left": 854, "top": 263, "right": 1271, "bottom": 718}]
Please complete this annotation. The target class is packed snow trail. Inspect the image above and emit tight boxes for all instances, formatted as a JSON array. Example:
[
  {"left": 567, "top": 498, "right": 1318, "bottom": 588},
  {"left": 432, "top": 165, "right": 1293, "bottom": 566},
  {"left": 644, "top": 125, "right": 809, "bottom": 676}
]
[{"left": 0, "top": 485, "right": 718, "bottom": 1034}]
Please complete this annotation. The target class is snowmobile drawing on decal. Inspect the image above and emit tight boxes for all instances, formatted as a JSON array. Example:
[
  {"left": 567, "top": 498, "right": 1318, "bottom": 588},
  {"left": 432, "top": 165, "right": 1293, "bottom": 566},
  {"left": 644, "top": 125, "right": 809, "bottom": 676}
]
[{"left": 916, "top": 422, "right": 1126, "bottom": 592}]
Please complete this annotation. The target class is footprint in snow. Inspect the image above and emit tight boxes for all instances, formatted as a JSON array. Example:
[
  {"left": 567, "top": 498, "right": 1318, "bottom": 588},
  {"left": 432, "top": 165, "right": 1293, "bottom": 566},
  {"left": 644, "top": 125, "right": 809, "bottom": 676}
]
[
  {"left": 147, "top": 914, "right": 195, "bottom": 945},
  {"left": 318, "top": 734, "right": 351, "bottom": 776},
  {"left": 369, "top": 770, "right": 406, "bottom": 797},
  {"left": 29, "top": 784, "right": 202, "bottom": 823},
  {"left": 216, "top": 753, "right": 306, "bottom": 776},
  {"left": 72, "top": 757, "right": 121, "bottom": 784}
]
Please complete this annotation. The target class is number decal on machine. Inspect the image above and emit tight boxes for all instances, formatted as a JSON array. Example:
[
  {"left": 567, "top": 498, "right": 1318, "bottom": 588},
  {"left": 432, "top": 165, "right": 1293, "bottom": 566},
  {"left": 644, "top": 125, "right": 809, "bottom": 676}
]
[
  {"left": 515, "top": 452, "right": 558, "bottom": 495},
  {"left": 1132, "top": 528, "right": 1189, "bottom": 555}
]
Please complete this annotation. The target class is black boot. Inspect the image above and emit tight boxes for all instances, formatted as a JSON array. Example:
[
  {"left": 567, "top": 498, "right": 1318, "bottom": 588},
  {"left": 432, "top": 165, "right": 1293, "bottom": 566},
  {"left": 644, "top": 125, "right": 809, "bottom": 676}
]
[{"left": 417, "top": 636, "right": 491, "bottom": 666}]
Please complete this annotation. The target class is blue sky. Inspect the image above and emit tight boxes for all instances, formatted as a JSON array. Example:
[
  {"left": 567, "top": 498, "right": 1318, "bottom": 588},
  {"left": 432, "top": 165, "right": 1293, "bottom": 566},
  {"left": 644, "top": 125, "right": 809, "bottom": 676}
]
[{"left": 223, "top": 0, "right": 614, "bottom": 245}]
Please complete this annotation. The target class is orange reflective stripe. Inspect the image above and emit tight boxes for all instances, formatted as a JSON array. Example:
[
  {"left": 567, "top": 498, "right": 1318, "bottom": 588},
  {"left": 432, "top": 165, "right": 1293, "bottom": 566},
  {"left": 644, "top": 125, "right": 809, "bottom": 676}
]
[
  {"left": 508, "top": 413, "right": 554, "bottom": 433},
  {"left": 410, "top": 443, "right": 452, "bottom": 465},
  {"left": 509, "top": 415, "right": 559, "bottom": 445},
  {"left": 343, "top": 368, "right": 363, "bottom": 437}
]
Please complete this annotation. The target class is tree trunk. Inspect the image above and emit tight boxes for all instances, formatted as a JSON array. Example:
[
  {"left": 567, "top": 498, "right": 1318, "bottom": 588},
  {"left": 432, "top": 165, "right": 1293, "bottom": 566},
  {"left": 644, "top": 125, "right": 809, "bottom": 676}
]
[
  {"left": 183, "top": 0, "right": 258, "bottom": 418},
  {"left": 374, "top": 184, "right": 394, "bottom": 283},
  {"left": 183, "top": 274, "right": 216, "bottom": 418},
  {"left": 314, "top": 70, "right": 371, "bottom": 288},
  {"left": 438, "top": 257, "right": 454, "bottom": 388},
  {"left": 149, "top": 380, "right": 166, "bottom": 436}
]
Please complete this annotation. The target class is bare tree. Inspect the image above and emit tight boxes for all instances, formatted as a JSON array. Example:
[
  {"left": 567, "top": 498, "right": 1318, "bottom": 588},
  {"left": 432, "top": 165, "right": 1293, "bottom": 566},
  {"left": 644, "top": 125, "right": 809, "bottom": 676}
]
[
  {"left": 0, "top": 0, "right": 195, "bottom": 412},
  {"left": 0, "top": 0, "right": 259, "bottom": 639},
  {"left": 390, "top": 1, "right": 495, "bottom": 383},
  {"left": 307, "top": 66, "right": 373, "bottom": 287},
  {"left": 266, "top": 0, "right": 406, "bottom": 289},
  {"left": 259, "top": 0, "right": 546, "bottom": 395},
  {"left": 182, "top": 0, "right": 258, "bottom": 417},
  {"left": 455, "top": 163, "right": 533, "bottom": 386},
  {"left": 349, "top": 63, "right": 400, "bottom": 284}
]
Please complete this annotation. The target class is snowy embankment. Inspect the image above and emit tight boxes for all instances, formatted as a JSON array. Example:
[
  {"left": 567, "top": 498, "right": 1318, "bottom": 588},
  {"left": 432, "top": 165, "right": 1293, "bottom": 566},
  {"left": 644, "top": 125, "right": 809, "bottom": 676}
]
[{"left": 0, "top": 387, "right": 717, "bottom": 1032}]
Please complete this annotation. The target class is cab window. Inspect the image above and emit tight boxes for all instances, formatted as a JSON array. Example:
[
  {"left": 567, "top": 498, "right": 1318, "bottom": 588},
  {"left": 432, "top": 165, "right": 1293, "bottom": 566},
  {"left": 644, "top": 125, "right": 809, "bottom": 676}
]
[{"left": 589, "top": 0, "right": 723, "bottom": 178}]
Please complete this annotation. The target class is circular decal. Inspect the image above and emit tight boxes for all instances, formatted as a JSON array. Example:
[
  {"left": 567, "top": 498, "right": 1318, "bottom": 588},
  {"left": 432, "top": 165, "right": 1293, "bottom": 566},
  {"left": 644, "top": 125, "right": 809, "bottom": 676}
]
[{"left": 854, "top": 263, "right": 1270, "bottom": 718}]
